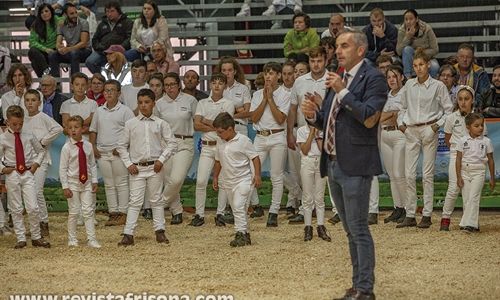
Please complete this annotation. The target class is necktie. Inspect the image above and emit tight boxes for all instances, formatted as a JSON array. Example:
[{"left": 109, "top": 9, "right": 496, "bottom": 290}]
[
  {"left": 76, "top": 141, "right": 88, "bottom": 184},
  {"left": 326, "top": 73, "right": 350, "bottom": 153},
  {"left": 14, "top": 132, "right": 26, "bottom": 174}
]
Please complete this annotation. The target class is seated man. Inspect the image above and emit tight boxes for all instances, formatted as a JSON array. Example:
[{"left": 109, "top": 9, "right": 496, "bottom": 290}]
[
  {"left": 375, "top": 54, "right": 393, "bottom": 74},
  {"left": 49, "top": 3, "right": 92, "bottom": 77},
  {"left": 362, "top": 8, "right": 398, "bottom": 67},
  {"left": 477, "top": 65, "right": 500, "bottom": 117},
  {"left": 182, "top": 70, "right": 208, "bottom": 101},
  {"left": 454, "top": 43, "right": 491, "bottom": 102},
  {"left": 40, "top": 75, "right": 68, "bottom": 126},
  {"left": 321, "top": 14, "right": 349, "bottom": 39},
  {"left": 151, "top": 40, "right": 180, "bottom": 75}
]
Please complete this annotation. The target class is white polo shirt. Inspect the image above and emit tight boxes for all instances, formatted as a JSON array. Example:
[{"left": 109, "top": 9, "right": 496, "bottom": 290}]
[
  {"left": 154, "top": 92, "right": 198, "bottom": 136},
  {"left": 60, "top": 96, "right": 98, "bottom": 141},
  {"left": 457, "top": 135, "right": 493, "bottom": 164},
  {"left": 24, "top": 112, "right": 63, "bottom": 165},
  {"left": 195, "top": 97, "right": 235, "bottom": 142},
  {"left": 250, "top": 85, "right": 290, "bottom": 131},
  {"left": 444, "top": 110, "right": 488, "bottom": 152},
  {"left": 215, "top": 133, "right": 258, "bottom": 187},
  {"left": 296, "top": 125, "right": 322, "bottom": 158},
  {"left": 89, "top": 102, "right": 135, "bottom": 152},
  {"left": 290, "top": 71, "right": 328, "bottom": 127},
  {"left": 119, "top": 83, "right": 149, "bottom": 112},
  {"left": 223, "top": 81, "right": 251, "bottom": 125}
]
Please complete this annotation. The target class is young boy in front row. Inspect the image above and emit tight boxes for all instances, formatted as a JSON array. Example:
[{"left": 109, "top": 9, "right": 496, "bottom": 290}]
[
  {"left": 212, "top": 112, "right": 261, "bottom": 247},
  {"left": 0, "top": 105, "right": 48, "bottom": 249},
  {"left": 116, "top": 89, "right": 178, "bottom": 246},
  {"left": 60, "top": 115, "right": 100, "bottom": 248}
]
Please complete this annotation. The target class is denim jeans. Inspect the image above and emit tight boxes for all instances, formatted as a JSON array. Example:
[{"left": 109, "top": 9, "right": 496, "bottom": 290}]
[
  {"left": 402, "top": 46, "right": 440, "bottom": 78},
  {"left": 124, "top": 49, "right": 153, "bottom": 62},
  {"left": 49, "top": 49, "right": 92, "bottom": 77},
  {"left": 327, "top": 160, "right": 375, "bottom": 294},
  {"left": 85, "top": 51, "right": 107, "bottom": 74}
]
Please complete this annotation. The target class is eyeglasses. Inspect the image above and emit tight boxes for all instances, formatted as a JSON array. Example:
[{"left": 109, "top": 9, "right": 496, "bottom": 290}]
[
  {"left": 104, "top": 89, "right": 118, "bottom": 94},
  {"left": 215, "top": 128, "right": 226, "bottom": 135},
  {"left": 164, "top": 83, "right": 178, "bottom": 89},
  {"left": 439, "top": 74, "right": 453, "bottom": 78}
]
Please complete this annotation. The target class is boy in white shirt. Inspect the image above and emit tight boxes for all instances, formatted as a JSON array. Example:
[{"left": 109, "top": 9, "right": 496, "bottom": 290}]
[
  {"left": 119, "top": 59, "right": 149, "bottom": 116},
  {"left": 117, "top": 89, "right": 178, "bottom": 246},
  {"left": 190, "top": 73, "right": 235, "bottom": 227},
  {"left": 213, "top": 112, "right": 261, "bottom": 247}
]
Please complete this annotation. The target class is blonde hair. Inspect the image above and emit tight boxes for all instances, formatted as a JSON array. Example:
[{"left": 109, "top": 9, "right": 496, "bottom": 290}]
[{"left": 107, "top": 52, "right": 128, "bottom": 76}]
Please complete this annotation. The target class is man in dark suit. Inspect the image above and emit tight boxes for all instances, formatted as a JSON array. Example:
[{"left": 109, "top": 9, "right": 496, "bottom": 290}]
[
  {"left": 40, "top": 75, "right": 68, "bottom": 126},
  {"left": 302, "top": 28, "right": 387, "bottom": 300}
]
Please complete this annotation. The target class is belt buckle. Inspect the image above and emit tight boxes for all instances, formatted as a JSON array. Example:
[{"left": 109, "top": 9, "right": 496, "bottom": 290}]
[{"left": 261, "top": 130, "right": 270, "bottom": 136}]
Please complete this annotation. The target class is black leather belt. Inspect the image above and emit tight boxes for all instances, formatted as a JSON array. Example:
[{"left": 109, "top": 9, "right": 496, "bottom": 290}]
[
  {"left": 329, "top": 155, "right": 337, "bottom": 161},
  {"left": 134, "top": 161, "right": 155, "bottom": 166}
]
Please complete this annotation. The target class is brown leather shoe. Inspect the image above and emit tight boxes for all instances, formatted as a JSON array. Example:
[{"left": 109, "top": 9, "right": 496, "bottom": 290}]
[
  {"left": 317, "top": 225, "right": 331, "bottom": 242},
  {"left": 114, "top": 213, "right": 127, "bottom": 226},
  {"left": 417, "top": 216, "right": 432, "bottom": 228},
  {"left": 396, "top": 217, "right": 417, "bottom": 228},
  {"left": 304, "top": 226, "right": 313, "bottom": 241},
  {"left": 14, "top": 241, "right": 27, "bottom": 249},
  {"left": 40, "top": 222, "right": 50, "bottom": 237},
  {"left": 155, "top": 229, "right": 170, "bottom": 244},
  {"left": 118, "top": 234, "right": 134, "bottom": 247},
  {"left": 105, "top": 212, "right": 118, "bottom": 226},
  {"left": 32, "top": 238, "right": 51, "bottom": 248}
]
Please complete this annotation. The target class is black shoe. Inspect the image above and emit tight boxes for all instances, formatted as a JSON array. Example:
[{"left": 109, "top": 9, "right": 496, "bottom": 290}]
[
  {"left": 188, "top": 214, "right": 204, "bottom": 226},
  {"left": 333, "top": 288, "right": 375, "bottom": 300},
  {"left": 463, "top": 226, "right": 474, "bottom": 233},
  {"left": 304, "top": 225, "right": 313, "bottom": 241},
  {"left": 286, "top": 206, "right": 295, "bottom": 215},
  {"left": 288, "top": 213, "right": 304, "bottom": 224},
  {"left": 230, "top": 231, "right": 249, "bottom": 247},
  {"left": 142, "top": 208, "right": 152, "bottom": 220},
  {"left": 266, "top": 213, "right": 278, "bottom": 227},
  {"left": 170, "top": 213, "right": 183, "bottom": 225},
  {"left": 8, "top": 214, "right": 13, "bottom": 228},
  {"left": 224, "top": 206, "right": 233, "bottom": 216},
  {"left": 245, "top": 232, "right": 251, "bottom": 245},
  {"left": 317, "top": 225, "right": 331, "bottom": 242},
  {"left": 287, "top": 212, "right": 299, "bottom": 220},
  {"left": 215, "top": 214, "right": 226, "bottom": 227},
  {"left": 440, "top": 218, "right": 450, "bottom": 231},
  {"left": 250, "top": 205, "right": 264, "bottom": 218},
  {"left": 384, "top": 207, "right": 404, "bottom": 223},
  {"left": 367, "top": 213, "right": 378, "bottom": 225},
  {"left": 328, "top": 213, "right": 341, "bottom": 225},
  {"left": 396, "top": 209, "right": 406, "bottom": 224},
  {"left": 219, "top": 214, "right": 234, "bottom": 224},
  {"left": 396, "top": 217, "right": 417, "bottom": 228}
]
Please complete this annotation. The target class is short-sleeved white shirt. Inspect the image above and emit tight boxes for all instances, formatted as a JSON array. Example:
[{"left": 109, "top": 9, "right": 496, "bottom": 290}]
[
  {"left": 444, "top": 110, "right": 488, "bottom": 152},
  {"left": 290, "top": 72, "right": 328, "bottom": 127},
  {"left": 195, "top": 97, "right": 235, "bottom": 142},
  {"left": 223, "top": 81, "right": 251, "bottom": 125},
  {"left": 154, "top": 92, "right": 198, "bottom": 136},
  {"left": 215, "top": 133, "right": 258, "bottom": 187},
  {"left": 456, "top": 135, "right": 493, "bottom": 164},
  {"left": 296, "top": 125, "right": 322, "bottom": 157},
  {"left": 250, "top": 86, "right": 290, "bottom": 131},
  {"left": 119, "top": 83, "right": 149, "bottom": 111},
  {"left": 60, "top": 96, "right": 98, "bottom": 141},
  {"left": 89, "top": 102, "right": 135, "bottom": 152},
  {"left": 383, "top": 89, "right": 403, "bottom": 112}
]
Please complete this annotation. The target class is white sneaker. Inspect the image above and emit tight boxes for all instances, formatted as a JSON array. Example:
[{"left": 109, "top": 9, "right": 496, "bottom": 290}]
[
  {"left": 262, "top": 5, "right": 276, "bottom": 16},
  {"left": 294, "top": 5, "right": 302, "bottom": 13},
  {"left": 68, "top": 239, "right": 79, "bottom": 247},
  {"left": 236, "top": 3, "right": 250, "bottom": 17},
  {"left": 271, "top": 21, "right": 283, "bottom": 29},
  {"left": 0, "top": 226, "right": 12, "bottom": 236},
  {"left": 88, "top": 239, "right": 101, "bottom": 248},
  {"left": 77, "top": 214, "right": 84, "bottom": 226}
]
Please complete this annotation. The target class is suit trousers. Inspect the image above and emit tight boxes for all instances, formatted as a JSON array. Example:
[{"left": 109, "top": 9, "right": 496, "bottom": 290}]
[
  {"left": 124, "top": 165, "right": 165, "bottom": 235},
  {"left": 380, "top": 129, "right": 406, "bottom": 208},
  {"left": 301, "top": 156, "right": 327, "bottom": 226},
  {"left": 6, "top": 171, "right": 41, "bottom": 242},
  {"left": 404, "top": 126, "right": 438, "bottom": 218},
  {"left": 442, "top": 152, "right": 459, "bottom": 219},
  {"left": 459, "top": 163, "right": 486, "bottom": 229},
  {"left": 33, "top": 162, "right": 49, "bottom": 223},
  {"left": 67, "top": 179, "right": 96, "bottom": 242},
  {"left": 225, "top": 181, "right": 253, "bottom": 233},
  {"left": 98, "top": 152, "right": 129, "bottom": 214}
]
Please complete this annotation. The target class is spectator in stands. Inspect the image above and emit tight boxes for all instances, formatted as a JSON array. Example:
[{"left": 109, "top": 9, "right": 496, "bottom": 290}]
[
  {"left": 28, "top": 4, "right": 65, "bottom": 78},
  {"left": 40, "top": 75, "right": 68, "bottom": 125},
  {"left": 294, "top": 61, "right": 309, "bottom": 79},
  {"left": 146, "top": 60, "right": 157, "bottom": 81},
  {"left": 125, "top": 0, "right": 174, "bottom": 62},
  {"left": 454, "top": 43, "right": 491, "bottom": 102},
  {"left": 182, "top": 70, "right": 208, "bottom": 101},
  {"left": 237, "top": 0, "right": 302, "bottom": 30},
  {"left": 48, "top": 3, "right": 92, "bottom": 77},
  {"left": 101, "top": 45, "right": 132, "bottom": 85},
  {"left": 151, "top": 40, "right": 180, "bottom": 75},
  {"left": 85, "top": 1, "right": 133, "bottom": 74},
  {"left": 443, "top": 56, "right": 457, "bottom": 66},
  {"left": 362, "top": 8, "right": 398, "bottom": 67},
  {"left": 87, "top": 73, "right": 106, "bottom": 106},
  {"left": 56, "top": 0, "right": 98, "bottom": 15},
  {"left": 321, "top": 14, "right": 347, "bottom": 39},
  {"left": 319, "top": 37, "right": 338, "bottom": 72},
  {"left": 254, "top": 72, "right": 265, "bottom": 90},
  {"left": 284, "top": 12, "right": 320, "bottom": 63},
  {"left": 477, "top": 65, "right": 500, "bottom": 117},
  {"left": 375, "top": 54, "right": 393, "bottom": 74},
  {"left": 396, "top": 9, "right": 439, "bottom": 79},
  {"left": 437, "top": 64, "right": 460, "bottom": 104},
  {"left": 24, "top": 0, "right": 60, "bottom": 30}
]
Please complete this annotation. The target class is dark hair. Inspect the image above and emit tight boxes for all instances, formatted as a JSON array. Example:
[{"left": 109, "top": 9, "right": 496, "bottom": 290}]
[
  {"left": 105, "top": 1, "right": 122, "bottom": 15},
  {"left": 404, "top": 8, "right": 418, "bottom": 19},
  {"left": 137, "top": 88, "right": 155, "bottom": 101},
  {"left": 465, "top": 112, "right": 484, "bottom": 126},
  {"left": 62, "top": 2, "right": 76, "bottom": 15},
  {"left": 6, "top": 63, "right": 33, "bottom": 89},
  {"left": 386, "top": 65, "right": 404, "bottom": 78},
  {"left": 412, "top": 47, "right": 430, "bottom": 63},
  {"left": 454, "top": 85, "right": 475, "bottom": 112},
  {"left": 376, "top": 54, "right": 392, "bottom": 67},
  {"left": 493, "top": 65, "right": 500, "bottom": 73},
  {"left": 104, "top": 79, "right": 122, "bottom": 92},
  {"left": 31, "top": 4, "right": 56, "bottom": 42},
  {"left": 214, "top": 56, "right": 246, "bottom": 85},
  {"left": 164, "top": 72, "right": 181, "bottom": 84},
  {"left": 131, "top": 59, "right": 147, "bottom": 69},
  {"left": 71, "top": 72, "right": 89, "bottom": 84},
  {"left": 149, "top": 73, "right": 164, "bottom": 86},
  {"left": 283, "top": 60, "right": 297, "bottom": 70},
  {"left": 6, "top": 105, "right": 24, "bottom": 119},
  {"left": 210, "top": 72, "right": 227, "bottom": 84},
  {"left": 443, "top": 56, "right": 458, "bottom": 66},
  {"left": 320, "top": 36, "right": 336, "bottom": 49},
  {"left": 309, "top": 46, "right": 327, "bottom": 60},
  {"left": 263, "top": 62, "right": 282, "bottom": 74},
  {"left": 185, "top": 70, "right": 200, "bottom": 81},
  {"left": 25, "top": 89, "right": 41, "bottom": 101},
  {"left": 141, "top": 0, "right": 161, "bottom": 28},
  {"left": 292, "top": 12, "right": 311, "bottom": 28},
  {"left": 436, "top": 64, "right": 459, "bottom": 83},
  {"left": 296, "top": 62, "right": 310, "bottom": 73},
  {"left": 213, "top": 112, "right": 235, "bottom": 129},
  {"left": 68, "top": 115, "right": 84, "bottom": 127},
  {"left": 91, "top": 73, "right": 106, "bottom": 83}
]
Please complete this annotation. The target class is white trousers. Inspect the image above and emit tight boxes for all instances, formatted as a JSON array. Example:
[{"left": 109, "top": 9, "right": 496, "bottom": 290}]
[
  {"left": 442, "top": 152, "right": 459, "bottom": 219},
  {"left": 226, "top": 181, "right": 253, "bottom": 233},
  {"left": 124, "top": 165, "right": 165, "bottom": 235},
  {"left": 380, "top": 129, "right": 406, "bottom": 208},
  {"left": 235, "top": 123, "right": 260, "bottom": 207},
  {"left": 98, "top": 152, "right": 129, "bottom": 214},
  {"left": 459, "top": 163, "right": 486, "bottom": 229},
  {"left": 67, "top": 179, "right": 96, "bottom": 242},
  {"left": 33, "top": 162, "right": 49, "bottom": 223},
  {"left": 6, "top": 171, "right": 41, "bottom": 242},
  {"left": 285, "top": 127, "right": 302, "bottom": 208},
  {"left": 404, "top": 126, "right": 438, "bottom": 218},
  {"left": 0, "top": 198, "right": 6, "bottom": 227},
  {"left": 301, "top": 156, "right": 327, "bottom": 226},
  {"left": 254, "top": 132, "right": 287, "bottom": 214},
  {"left": 163, "top": 137, "right": 194, "bottom": 215},
  {"left": 195, "top": 145, "right": 226, "bottom": 217}
]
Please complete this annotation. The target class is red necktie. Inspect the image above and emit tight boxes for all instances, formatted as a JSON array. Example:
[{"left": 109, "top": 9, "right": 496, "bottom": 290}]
[
  {"left": 76, "top": 141, "right": 88, "bottom": 184},
  {"left": 14, "top": 132, "right": 26, "bottom": 174},
  {"left": 326, "top": 73, "right": 350, "bottom": 153}
]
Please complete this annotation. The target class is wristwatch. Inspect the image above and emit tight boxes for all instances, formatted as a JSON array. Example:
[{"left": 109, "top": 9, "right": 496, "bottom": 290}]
[{"left": 434, "top": 123, "right": 440, "bottom": 130}]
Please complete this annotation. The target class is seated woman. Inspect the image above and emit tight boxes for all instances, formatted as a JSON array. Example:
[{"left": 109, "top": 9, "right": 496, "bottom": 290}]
[
  {"left": 125, "top": 0, "right": 173, "bottom": 62},
  {"left": 437, "top": 64, "right": 460, "bottom": 104},
  {"left": 101, "top": 45, "right": 132, "bottom": 85},
  {"left": 28, "top": 4, "right": 65, "bottom": 77},
  {"left": 87, "top": 73, "right": 106, "bottom": 107},
  {"left": 396, "top": 8, "right": 439, "bottom": 79},
  {"left": 284, "top": 12, "right": 319, "bottom": 63},
  {"left": 320, "top": 36, "right": 338, "bottom": 72}
]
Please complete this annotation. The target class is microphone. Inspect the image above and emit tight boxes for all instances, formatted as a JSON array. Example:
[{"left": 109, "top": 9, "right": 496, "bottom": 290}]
[{"left": 326, "top": 59, "right": 339, "bottom": 73}]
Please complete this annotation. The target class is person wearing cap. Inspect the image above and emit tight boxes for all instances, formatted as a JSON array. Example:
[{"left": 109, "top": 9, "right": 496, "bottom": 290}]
[
  {"left": 101, "top": 44, "right": 132, "bottom": 85},
  {"left": 85, "top": 1, "right": 133, "bottom": 74}
]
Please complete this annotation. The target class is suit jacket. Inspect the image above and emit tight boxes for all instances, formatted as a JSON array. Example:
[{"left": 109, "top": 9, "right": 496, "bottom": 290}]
[
  {"left": 48, "top": 91, "right": 68, "bottom": 126},
  {"left": 310, "top": 61, "right": 388, "bottom": 177}
]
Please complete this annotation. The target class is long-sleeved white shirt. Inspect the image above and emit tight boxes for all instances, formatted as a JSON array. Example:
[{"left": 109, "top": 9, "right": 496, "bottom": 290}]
[
  {"left": 59, "top": 138, "right": 98, "bottom": 189},
  {"left": 0, "top": 128, "right": 45, "bottom": 172},
  {"left": 24, "top": 112, "right": 63, "bottom": 165}
]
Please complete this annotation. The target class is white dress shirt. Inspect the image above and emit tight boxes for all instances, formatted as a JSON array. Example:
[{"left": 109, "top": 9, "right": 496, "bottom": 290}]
[
  {"left": 89, "top": 102, "right": 135, "bottom": 152},
  {"left": 1, "top": 89, "right": 43, "bottom": 120},
  {"left": 59, "top": 138, "right": 98, "bottom": 189},
  {"left": 0, "top": 128, "right": 45, "bottom": 171}
]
